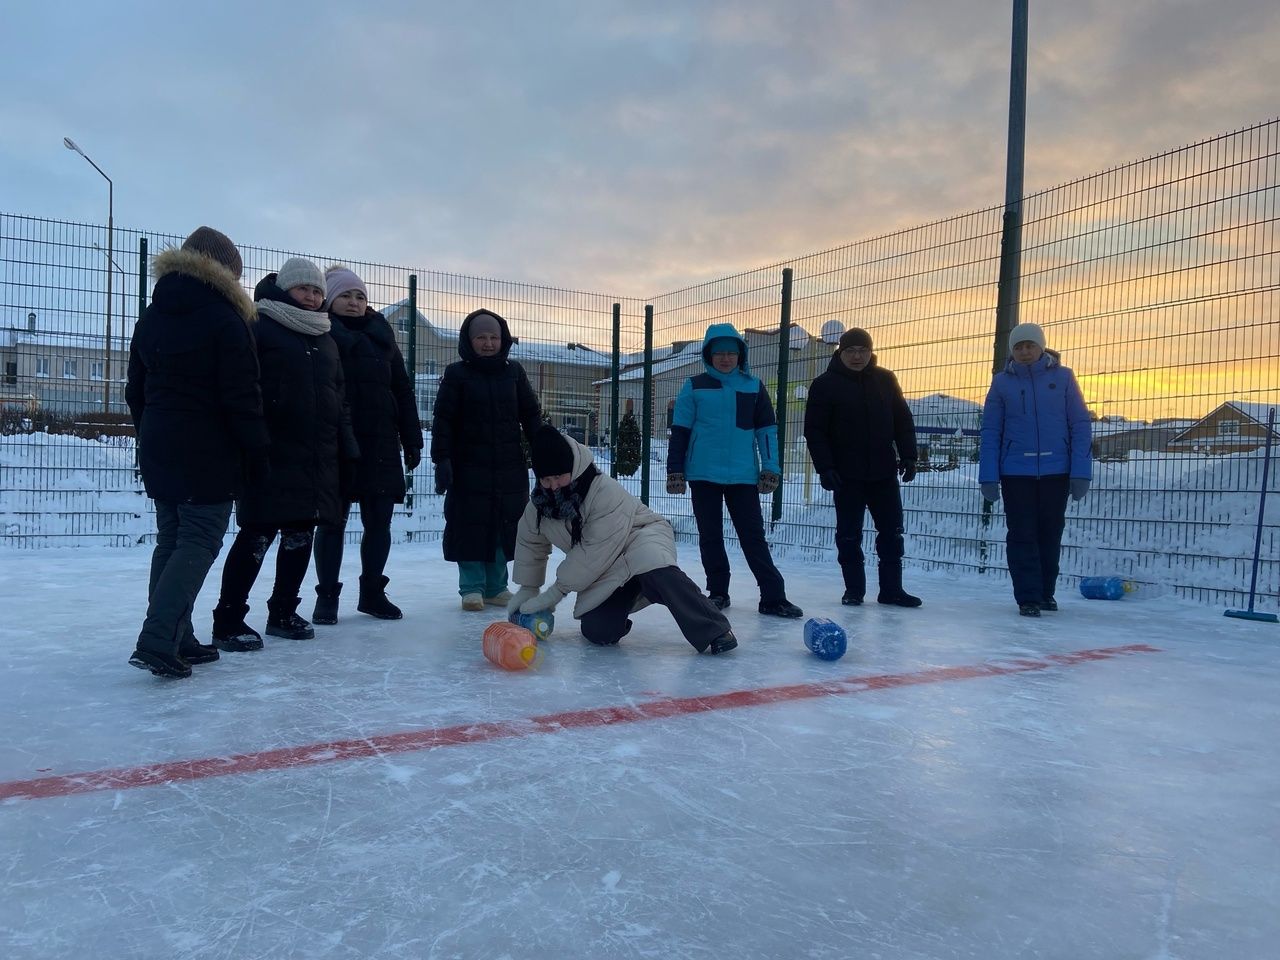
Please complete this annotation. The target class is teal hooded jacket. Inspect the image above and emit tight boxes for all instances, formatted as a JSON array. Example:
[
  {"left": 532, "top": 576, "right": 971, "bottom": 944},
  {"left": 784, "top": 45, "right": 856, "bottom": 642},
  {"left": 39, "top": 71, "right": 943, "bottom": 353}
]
[{"left": 667, "top": 323, "right": 780, "bottom": 485}]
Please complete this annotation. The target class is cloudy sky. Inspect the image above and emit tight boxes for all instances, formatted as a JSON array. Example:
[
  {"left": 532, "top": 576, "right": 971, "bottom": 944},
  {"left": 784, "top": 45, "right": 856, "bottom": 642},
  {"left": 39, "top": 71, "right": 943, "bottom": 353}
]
[{"left": 4, "top": 0, "right": 1278, "bottom": 295}]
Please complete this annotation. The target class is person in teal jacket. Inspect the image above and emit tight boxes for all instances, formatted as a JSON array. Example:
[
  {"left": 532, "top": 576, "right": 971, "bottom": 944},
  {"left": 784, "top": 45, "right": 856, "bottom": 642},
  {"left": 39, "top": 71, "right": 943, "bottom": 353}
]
[{"left": 666, "top": 323, "right": 803, "bottom": 618}]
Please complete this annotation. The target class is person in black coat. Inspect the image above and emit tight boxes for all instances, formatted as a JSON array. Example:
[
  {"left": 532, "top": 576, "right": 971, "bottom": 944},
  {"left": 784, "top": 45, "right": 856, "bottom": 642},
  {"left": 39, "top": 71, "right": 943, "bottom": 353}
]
[
  {"left": 803, "top": 327, "right": 922, "bottom": 607},
  {"left": 431, "top": 308, "right": 542, "bottom": 610},
  {"left": 125, "top": 226, "right": 269, "bottom": 678},
  {"left": 211, "top": 257, "right": 358, "bottom": 649},
  {"left": 311, "top": 265, "right": 423, "bottom": 624}
]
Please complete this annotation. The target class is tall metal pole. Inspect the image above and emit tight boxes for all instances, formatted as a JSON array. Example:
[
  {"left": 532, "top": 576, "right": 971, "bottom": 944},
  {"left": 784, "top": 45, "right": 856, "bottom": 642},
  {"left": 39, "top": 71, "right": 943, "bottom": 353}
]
[
  {"left": 772, "top": 268, "right": 793, "bottom": 523},
  {"left": 982, "top": 0, "right": 1029, "bottom": 570},
  {"left": 64, "top": 138, "right": 114, "bottom": 413},
  {"left": 992, "top": 0, "right": 1028, "bottom": 374},
  {"left": 610, "top": 303, "right": 621, "bottom": 479},
  {"left": 641, "top": 305, "right": 654, "bottom": 505}
]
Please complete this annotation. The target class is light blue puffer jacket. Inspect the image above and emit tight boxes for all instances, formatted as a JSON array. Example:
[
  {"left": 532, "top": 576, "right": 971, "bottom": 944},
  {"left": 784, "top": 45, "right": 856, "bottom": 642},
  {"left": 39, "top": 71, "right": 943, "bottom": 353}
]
[{"left": 667, "top": 323, "right": 780, "bottom": 485}]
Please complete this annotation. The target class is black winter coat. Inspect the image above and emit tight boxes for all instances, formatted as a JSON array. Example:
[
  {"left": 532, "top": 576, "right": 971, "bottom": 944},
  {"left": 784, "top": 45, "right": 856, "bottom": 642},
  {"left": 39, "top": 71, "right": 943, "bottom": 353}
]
[
  {"left": 237, "top": 278, "right": 358, "bottom": 528},
  {"left": 804, "top": 353, "right": 917, "bottom": 483},
  {"left": 126, "top": 248, "right": 268, "bottom": 504},
  {"left": 328, "top": 308, "right": 423, "bottom": 503},
  {"left": 431, "top": 309, "right": 542, "bottom": 562}
]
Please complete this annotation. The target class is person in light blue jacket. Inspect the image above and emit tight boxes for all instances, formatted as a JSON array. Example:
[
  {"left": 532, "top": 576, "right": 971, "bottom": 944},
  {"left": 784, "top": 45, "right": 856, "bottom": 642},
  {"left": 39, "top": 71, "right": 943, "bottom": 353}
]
[
  {"left": 665, "top": 323, "right": 802, "bottom": 618},
  {"left": 979, "top": 323, "right": 1093, "bottom": 617}
]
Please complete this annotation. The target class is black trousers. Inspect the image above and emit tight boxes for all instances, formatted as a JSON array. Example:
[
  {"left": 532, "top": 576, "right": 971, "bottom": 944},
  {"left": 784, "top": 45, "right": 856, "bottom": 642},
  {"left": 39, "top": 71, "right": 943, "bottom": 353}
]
[
  {"left": 220, "top": 521, "right": 315, "bottom": 609},
  {"left": 689, "top": 481, "right": 786, "bottom": 602},
  {"left": 579, "top": 566, "right": 732, "bottom": 652},
  {"left": 137, "top": 500, "right": 232, "bottom": 656},
  {"left": 313, "top": 498, "right": 396, "bottom": 588},
  {"left": 1000, "top": 475, "right": 1070, "bottom": 605},
  {"left": 833, "top": 478, "right": 904, "bottom": 598}
]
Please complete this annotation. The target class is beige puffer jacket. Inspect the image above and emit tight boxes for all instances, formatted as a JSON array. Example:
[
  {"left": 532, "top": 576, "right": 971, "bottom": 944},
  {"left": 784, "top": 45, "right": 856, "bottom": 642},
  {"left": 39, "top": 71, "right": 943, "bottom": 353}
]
[{"left": 513, "top": 438, "right": 678, "bottom": 617}]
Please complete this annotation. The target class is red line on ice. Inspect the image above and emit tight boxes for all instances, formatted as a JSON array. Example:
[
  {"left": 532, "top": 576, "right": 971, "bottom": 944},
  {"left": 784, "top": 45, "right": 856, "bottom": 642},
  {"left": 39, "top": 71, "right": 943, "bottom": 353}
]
[{"left": 0, "top": 643, "right": 1159, "bottom": 803}]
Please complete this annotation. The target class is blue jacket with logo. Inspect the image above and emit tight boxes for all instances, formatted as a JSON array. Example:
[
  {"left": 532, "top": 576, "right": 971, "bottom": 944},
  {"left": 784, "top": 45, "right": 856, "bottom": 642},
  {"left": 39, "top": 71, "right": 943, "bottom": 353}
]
[
  {"left": 979, "top": 350, "right": 1092, "bottom": 482},
  {"left": 667, "top": 323, "right": 780, "bottom": 485}
]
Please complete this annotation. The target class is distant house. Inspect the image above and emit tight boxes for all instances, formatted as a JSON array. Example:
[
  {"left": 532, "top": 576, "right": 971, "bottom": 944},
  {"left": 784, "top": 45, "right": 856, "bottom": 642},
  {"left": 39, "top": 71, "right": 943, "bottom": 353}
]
[
  {"left": 1090, "top": 418, "right": 1195, "bottom": 460},
  {"left": 0, "top": 316, "right": 129, "bottom": 415},
  {"left": 1166, "top": 401, "right": 1279, "bottom": 455}
]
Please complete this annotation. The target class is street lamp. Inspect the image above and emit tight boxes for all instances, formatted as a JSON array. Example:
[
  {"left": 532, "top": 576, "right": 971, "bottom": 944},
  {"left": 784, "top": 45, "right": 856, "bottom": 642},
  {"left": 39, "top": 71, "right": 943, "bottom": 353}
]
[{"left": 64, "top": 136, "right": 114, "bottom": 414}]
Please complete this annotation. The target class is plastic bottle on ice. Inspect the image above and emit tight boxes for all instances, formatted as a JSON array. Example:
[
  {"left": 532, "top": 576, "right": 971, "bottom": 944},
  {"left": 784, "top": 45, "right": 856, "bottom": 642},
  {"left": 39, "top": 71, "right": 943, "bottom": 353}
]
[
  {"left": 803, "top": 617, "right": 847, "bottom": 661},
  {"left": 1078, "top": 576, "right": 1128, "bottom": 601},
  {"left": 509, "top": 610, "right": 554, "bottom": 641},
  {"left": 483, "top": 622, "right": 539, "bottom": 670}
]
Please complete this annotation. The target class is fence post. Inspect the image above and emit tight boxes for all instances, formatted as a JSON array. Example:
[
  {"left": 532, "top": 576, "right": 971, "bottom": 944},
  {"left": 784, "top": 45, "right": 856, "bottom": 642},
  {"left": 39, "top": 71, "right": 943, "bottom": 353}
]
[
  {"left": 641, "top": 304, "right": 653, "bottom": 504},
  {"left": 772, "top": 268, "right": 793, "bottom": 523},
  {"left": 610, "top": 302, "right": 621, "bottom": 479},
  {"left": 136, "top": 237, "right": 148, "bottom": 320},
  {"left": 405, "top": 274, "right": 418, "bottom": 510}
]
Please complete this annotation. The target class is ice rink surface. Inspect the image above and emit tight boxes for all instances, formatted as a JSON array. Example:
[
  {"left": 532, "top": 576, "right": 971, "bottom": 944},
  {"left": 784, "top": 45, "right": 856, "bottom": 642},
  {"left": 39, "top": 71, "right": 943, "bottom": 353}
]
[{"left": 2, "top": 544, "right": 1277, "bottom": 959}]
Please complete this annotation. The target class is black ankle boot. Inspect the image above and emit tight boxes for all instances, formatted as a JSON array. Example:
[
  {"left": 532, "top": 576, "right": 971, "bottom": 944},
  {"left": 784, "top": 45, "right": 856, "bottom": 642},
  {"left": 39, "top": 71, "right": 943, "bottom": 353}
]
[
  {"left": 178, "top": 635, "right": 220, "bottom": 665},
  {"left": 313, "top": 582, "right": 342, "bottom": 625},
  {"left": 211, "top": 601, "right": 263, "bottom": 652},
  {"left": 266, "top": 596, "right": 315, "bottom": 640},
  {"left": 129, "top": 647, "right": 192, "bottom": 678},
  {"left": 358, "top": 574, "right": 403, "bottom": 620}
]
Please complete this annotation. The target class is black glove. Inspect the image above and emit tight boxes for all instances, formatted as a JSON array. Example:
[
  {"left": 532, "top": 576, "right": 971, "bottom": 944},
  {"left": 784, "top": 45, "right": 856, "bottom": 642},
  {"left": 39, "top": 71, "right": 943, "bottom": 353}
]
[
  {"left": 434, "top": 459, "right": 453, "bottom": 496},
  {"left": 245, "top": 448, "right": 271, "bottom": 489},
  {"left": 404, "top": 448, "right": 422, "bottom": 472},
  {"left": 819, "top": 470, "right": 842, "bottom": 492},
  {"left": 898, "top": 460, "right": 917, "bottom": 484}
]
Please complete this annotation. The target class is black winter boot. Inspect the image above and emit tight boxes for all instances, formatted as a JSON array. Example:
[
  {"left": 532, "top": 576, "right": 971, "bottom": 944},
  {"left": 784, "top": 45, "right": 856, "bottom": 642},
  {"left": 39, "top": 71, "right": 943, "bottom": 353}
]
[
  {"left": 129, "top": 647, "right": 192, "bottom": 679},
  {"left": 178, "top": 635, "right": 220, "bottom": 665},
  {"left": 758, "top": 599, "right": 804, "bottom": 618},
  {"left": 212, "top": 601, "right": 264, "bottom": 652},
  {"left": 707, "top": 630, "right": 738, "bottom": 655},
  {"left": 876, "top": 563, "right": 922, "bottom": 608},
  {"left": 357, "top": 575, "right": 403, "bottom": 620},
  {"left": 312, "top": 582, "right": 342, "bottom": 625},
  {"left": 266, "top": 596, "right": 315, "bottom": 639}
]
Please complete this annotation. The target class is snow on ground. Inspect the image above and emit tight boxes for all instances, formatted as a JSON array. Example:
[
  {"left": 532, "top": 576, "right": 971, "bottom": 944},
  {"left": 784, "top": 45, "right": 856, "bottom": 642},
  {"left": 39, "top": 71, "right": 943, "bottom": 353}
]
[
  {"left": 2, "top": 543, "right": 1278, "bottom": 959},
  {"left": 3, "top": 431, "right": 1278, "bottom": 606}
]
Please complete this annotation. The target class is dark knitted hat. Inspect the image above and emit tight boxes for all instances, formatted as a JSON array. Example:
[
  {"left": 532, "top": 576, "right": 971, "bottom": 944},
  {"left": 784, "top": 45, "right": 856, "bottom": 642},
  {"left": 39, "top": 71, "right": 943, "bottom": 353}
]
[
  {"left": 530, "top": 424, "right": 575, "bottom": 478},
  {"left": 838, "top": 328, "right": 873, "bottom": 351},
  {"left": 181, "top": 226, "right": 242, "bottom": 279}
]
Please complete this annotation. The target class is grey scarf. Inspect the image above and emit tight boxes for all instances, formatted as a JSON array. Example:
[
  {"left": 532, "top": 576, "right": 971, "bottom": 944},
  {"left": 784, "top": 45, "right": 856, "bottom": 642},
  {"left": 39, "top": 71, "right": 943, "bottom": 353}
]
[{"left": 257, "top": 299, "right": 331, "bottom": 336}]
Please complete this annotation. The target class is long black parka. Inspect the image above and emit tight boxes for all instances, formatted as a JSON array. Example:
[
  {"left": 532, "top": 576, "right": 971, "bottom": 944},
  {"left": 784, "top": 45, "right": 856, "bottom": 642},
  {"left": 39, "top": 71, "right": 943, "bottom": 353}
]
[
  {"left": 327, "top": 308, "right": 423, "bottom": 503},
  {"left": 126, "top": 248, "right": 268, "bottom": 504},
  {"left": 431, "top": 309, "right": 542, "bottom": 562},
  {"left": 237, "top": 276, "right": 358, "bottom": 528}
]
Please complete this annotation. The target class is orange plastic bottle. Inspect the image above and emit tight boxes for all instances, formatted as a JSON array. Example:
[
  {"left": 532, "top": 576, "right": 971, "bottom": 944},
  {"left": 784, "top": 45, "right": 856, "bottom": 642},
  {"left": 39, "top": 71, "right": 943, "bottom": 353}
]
[{"left": 482, "top": 622, "right": 539, "bottom": 671}]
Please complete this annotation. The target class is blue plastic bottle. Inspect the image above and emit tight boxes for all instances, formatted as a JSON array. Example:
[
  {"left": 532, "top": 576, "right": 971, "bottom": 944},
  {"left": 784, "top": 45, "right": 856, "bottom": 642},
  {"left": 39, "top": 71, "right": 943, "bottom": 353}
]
[
  {"left": 509, "top": 610, "right": 554, "bottom": 641},
  {"left": 1079, "top": 576, "right": 1126, "bottom": 601},
  {"left": 803, "top": 618, "right": 847, "bottom": 661}
]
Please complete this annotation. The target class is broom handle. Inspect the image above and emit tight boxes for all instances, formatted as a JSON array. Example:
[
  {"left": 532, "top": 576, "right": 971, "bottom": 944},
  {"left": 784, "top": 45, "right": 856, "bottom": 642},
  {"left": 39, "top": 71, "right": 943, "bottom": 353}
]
[{"left": 1245, "top": 408, "right": 1276, "bottom": 612}]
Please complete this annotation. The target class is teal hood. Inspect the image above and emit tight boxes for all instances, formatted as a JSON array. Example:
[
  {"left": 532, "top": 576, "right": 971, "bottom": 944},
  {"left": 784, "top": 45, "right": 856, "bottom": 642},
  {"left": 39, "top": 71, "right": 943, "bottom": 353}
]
[{"left": 701, "top": 323, "right": 749, "bottom": 377}]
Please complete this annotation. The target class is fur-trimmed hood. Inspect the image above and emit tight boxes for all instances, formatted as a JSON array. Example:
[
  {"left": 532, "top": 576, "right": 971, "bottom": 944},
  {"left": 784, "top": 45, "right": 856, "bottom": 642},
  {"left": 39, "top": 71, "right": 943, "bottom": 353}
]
[{"left": 153, "top": 247, "right": 256, "bottom": 323}]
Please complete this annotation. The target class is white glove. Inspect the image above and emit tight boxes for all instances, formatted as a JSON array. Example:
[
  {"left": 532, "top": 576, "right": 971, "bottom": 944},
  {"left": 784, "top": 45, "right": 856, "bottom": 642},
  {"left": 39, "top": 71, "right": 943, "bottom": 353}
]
[
  {"left": 521, "top": 585, "right": 566, "bottom": 614},
  {"left": 507, "top": 586, "right": 539, "bottom": 618}
]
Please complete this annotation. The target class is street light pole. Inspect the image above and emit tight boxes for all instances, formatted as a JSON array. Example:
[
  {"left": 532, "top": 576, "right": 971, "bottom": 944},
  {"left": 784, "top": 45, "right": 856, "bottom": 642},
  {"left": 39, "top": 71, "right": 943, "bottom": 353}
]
[{"left": 64, "top": 137, "right": 114, "bottom": 414}]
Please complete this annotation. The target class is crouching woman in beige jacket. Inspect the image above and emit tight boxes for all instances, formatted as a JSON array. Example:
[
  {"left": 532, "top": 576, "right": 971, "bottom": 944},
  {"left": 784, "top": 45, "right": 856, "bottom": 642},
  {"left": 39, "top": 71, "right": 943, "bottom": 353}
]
[{"left": 508, "top": 425, "right": 738, "bottom": 655}]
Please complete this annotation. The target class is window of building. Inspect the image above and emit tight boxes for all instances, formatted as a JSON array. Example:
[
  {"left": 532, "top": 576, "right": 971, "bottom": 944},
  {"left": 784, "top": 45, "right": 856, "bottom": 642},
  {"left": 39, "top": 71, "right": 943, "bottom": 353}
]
[
  {"left": 91, "top": 360, "right": 105, "bottom": 381},
  {"left": 35, "top": 357, "right": 50, "bottom": 378},
  {"left": 63, "top": 359, "right": 78, "bottom": 379},
  {"left": 3, "top": 361, "right": 15, "bottom": 386},
  {"left": 1218, "top": 419, "right": 1241, "bottom": 438}
]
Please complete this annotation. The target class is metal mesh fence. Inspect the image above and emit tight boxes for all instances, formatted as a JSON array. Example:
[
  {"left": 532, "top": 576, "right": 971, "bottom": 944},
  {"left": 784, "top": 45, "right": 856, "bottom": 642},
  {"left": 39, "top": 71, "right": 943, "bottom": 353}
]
[{"left": 3, "top": 118, "right": 1277, "bottom": 608}]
